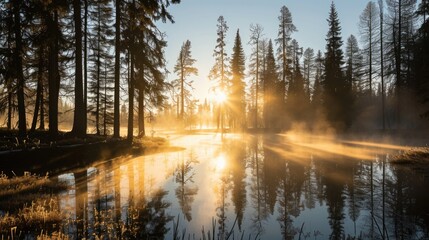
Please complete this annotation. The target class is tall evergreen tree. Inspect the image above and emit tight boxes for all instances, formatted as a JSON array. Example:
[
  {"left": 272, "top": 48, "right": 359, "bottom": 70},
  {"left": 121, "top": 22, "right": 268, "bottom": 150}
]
[
  {"left": 414, "top": 0, "right": 429, "bottom": 118},
  {"left": 45, "top": 1, "right": 66, "bottom": 138},
  {"left": 209, "top": 15, "right": 229, "bottom": 131},
  {"left": 129, "top": 0, "right": 179, "bottom": 138},
  {"left": 173, "top": 40, "right": 198, "bottom": 125},
  {"left": 323, "top": 2, "right": 353, "bottom": 130},
  {"left": 113, "top": 0, "right": 121, "bottom": 138},
  {"left": 345, "top": 35, "right": 363, "bottom": 93},
  {"left": 248, "top": 24, "right": 264, "bottom": 128},
  {"left": 0, "top": 2, "right": 15, "bottom": 130},
  {"left": 303, "top": 47, "right": 315, "bottom": 97},
  {"left": 311, "top": 50, "right": 324, "bottom": 118},
  {"left": 262, "top": 40, "right": 278, "bottom": 129},
  {"left": 87, "top": 0, "right": 113, "bottom": 135},
  {"left": 12, "top": 0, "right": 27, "bottom": 136},
  {"left": 287, "top": 40, "right": 309, "bottom": 123},
  {"left": 229, "top": 29, "right": 246, "bottom": 130},
  {"left": 276, "top": 6, "right": 296, "bottom": 107},
  {"left": 71, "top": 0, "right": 86, "bottom": 137}
]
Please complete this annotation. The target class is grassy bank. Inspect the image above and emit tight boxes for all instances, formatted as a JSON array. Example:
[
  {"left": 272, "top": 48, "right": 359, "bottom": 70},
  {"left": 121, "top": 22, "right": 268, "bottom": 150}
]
[{"left": 391, "top": 147, "right": 429, "bottom": 174}]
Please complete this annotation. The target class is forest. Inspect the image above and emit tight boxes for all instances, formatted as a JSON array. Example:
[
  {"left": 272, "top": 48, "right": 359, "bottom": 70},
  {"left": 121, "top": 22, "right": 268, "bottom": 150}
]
[{"left": 0, "top": 0, "right": 428, "bottom": 141}]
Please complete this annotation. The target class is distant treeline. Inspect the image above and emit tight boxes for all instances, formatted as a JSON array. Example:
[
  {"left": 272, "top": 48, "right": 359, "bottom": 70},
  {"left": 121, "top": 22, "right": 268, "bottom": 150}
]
[{"left": 0, "top": 0, "right": 428, "bottom": 139}]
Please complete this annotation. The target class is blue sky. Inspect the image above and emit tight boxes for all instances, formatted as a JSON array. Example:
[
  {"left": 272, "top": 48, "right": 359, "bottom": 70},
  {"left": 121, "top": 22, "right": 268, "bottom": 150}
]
[{"left": 157, "top": 0, "right": 371, "bottom": 101}]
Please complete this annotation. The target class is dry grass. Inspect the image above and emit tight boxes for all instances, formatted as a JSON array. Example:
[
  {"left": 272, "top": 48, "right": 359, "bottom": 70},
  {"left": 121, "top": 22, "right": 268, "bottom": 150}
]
[
  {"left": 0, "top": 172, "right": 67, "bottom": 211},
  {"left": 0, "top": 173, "right": 68, "bottom": 239},
  {"left": 133, "top": 136, "right": 168, "bottom": 149},
  {"left": 391, "top": 147, "right": 429, "bottom": 164},
  {"left": 391, "top": 147, "right": 429, "bottom": 175}
]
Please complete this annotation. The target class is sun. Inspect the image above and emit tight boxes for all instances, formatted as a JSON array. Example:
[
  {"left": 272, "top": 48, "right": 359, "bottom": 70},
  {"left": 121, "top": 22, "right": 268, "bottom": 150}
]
[
  {"left": 209, "top": 90, "right": 227, "bottom": 104},
  {"left": 215, "top": 91, "right": 227, "bottom": 103},
  {"left": 215, "top": 155, "right": 226, "bottom": 171}
]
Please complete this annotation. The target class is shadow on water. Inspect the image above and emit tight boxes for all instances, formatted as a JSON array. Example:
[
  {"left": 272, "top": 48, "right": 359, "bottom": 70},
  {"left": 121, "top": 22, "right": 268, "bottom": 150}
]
[{"left": 1, "top": 132, "right": 429, "bottom": 239}]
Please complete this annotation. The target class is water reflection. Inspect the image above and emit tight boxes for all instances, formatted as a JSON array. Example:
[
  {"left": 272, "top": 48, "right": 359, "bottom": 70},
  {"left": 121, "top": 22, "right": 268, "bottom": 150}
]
[{"left": 2, "top": 133, "right": 429, "bottom": 239}]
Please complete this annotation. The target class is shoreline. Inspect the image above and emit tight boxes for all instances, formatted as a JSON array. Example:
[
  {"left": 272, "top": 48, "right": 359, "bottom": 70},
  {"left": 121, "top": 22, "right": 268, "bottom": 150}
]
[{"left": 0, "top": 136, "right": 184, "bottom": 176}]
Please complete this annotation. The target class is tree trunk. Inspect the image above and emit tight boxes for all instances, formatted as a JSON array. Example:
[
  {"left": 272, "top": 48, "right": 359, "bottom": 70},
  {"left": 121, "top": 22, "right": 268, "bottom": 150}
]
[
  {"left": 31, "top": 45, "right": 44, "bottom": 132},
  {"left": 180, "top": 57, "right": 185, "bottom": 124},
  {"left": 48, "top": 10, "right": 60, "bottom": 138},
  {"left": 127, "top": 52, "right": 134, "bottom": 142},
  {"left": 113, "top": 0, "right": 121, "bottom": 138},
  {"left": 39, "top": 84, "right": 45, "bottom": 130},
  {"left": 83, "top": 0, "right": 88, "bottom": 134},
  {"left": 95, "top": 19, "right": 101, "bottom": 135},
  {"left": 380, "top": 0, "right": 385, "bottom": 131},
  {"left": 7, "top": 83, "right": 12, "bottom": 130},
  {"left": 71, "top": 0, "right": 86, "bottom": 137},
  {"left": 13, "top": 0, "right": 27, "bottom": 136},
  {"left": 138, "top": 87, "right": 145, "bottom": 137}
]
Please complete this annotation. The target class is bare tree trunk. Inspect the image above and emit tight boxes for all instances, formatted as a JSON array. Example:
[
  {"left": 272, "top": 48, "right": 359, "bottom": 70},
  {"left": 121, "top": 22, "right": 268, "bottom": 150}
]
[
  {"left": 39, "top": 84, "right": 45, "bottom": 130},
  {"left": 31, "top": 45, "right": 44, "bottom": 132},
  {"left": 138, "top": 87, "right": 145, "bottom": 137},
  {"left": 72, "top": 0, "right": 86, "bottom": 137},
  {"left": 83, "top": 0, "right": 88, "bottom": 134},
  {"left": 127, "top": 52, "right": 134, "bottom": 142},
  {"left": 13, "top": 0, "right": 27, "bottom": 136},
  {"left": 113, "top": 0, "right": 121, "bottom": 138},
  {"left": 379, "top": 0, "right": 385, "bottom": 131},
  {"left": 48, "top": 10, "right": 60, "bottom": 138}
]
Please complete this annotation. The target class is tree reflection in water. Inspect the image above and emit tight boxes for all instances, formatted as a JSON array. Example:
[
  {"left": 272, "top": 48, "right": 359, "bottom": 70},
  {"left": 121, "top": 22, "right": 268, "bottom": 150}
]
[
  {"left": 3, "top": 134, "right": 429, "bottom": 239},
  {"left": 174, "top": 150, "right": 199, "bottom": 221}
]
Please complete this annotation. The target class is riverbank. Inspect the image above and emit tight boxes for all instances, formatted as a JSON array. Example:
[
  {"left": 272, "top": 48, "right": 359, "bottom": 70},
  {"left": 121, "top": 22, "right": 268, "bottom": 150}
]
[
  {"left": 391, "top": 147, "right": 429, "bottom": 175},
  {"left": 0, "top": 129, "right": 183, "bottom": 175}
]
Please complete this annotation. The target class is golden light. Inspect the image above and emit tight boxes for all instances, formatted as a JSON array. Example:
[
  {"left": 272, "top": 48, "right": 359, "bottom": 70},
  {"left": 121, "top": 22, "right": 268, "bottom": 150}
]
[
  {"left": 214, "top": 155, "right": 227, "bottom": 171},
  {"left": 209, "top": 89, "right": 227, "bottom": 104},
  {"left": 215, "top": 91, "right": 227, "bottom": 103}
]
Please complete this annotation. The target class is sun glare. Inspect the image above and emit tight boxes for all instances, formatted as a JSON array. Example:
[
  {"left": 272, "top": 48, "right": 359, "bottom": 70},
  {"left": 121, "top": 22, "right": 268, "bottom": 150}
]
[
  {"left": 210, "top": 90, "right": 227, "bottom": 104},
  {"left": 215, "top": 155, "right": 226, "bottom": 171}
]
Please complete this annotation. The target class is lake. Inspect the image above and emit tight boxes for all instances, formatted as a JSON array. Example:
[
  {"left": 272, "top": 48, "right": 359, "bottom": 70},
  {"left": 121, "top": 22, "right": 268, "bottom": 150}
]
[{"left": 3, "top": 132, "right": 429, "bottom": 239}]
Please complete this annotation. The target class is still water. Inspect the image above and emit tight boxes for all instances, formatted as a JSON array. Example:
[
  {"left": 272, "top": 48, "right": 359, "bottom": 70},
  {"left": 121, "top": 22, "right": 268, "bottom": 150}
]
[{"left": 55, "top": 133, "right": 428, "bottom": 239}]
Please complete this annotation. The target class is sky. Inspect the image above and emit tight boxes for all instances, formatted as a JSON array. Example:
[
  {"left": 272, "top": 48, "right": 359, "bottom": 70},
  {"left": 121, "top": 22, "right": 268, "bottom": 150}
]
[{"left": 157, "top": 0, "right": 371, "bottom": 102}]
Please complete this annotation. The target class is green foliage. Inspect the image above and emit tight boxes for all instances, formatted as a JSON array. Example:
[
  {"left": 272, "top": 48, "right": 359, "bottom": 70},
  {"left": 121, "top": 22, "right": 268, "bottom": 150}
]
[
  {"left": 209, "top": 15, "right": 229, "bottom": 91},
  {"left": 262, "top": 40, "right": 279, "bottom": 129},
  {"left": 322, "top": 2, "right": 353, "bottom": 130},
  {"left": 173, "top": 40, "right": 198, "bottom": 123},
  {"left": 229, "top": 30, "right": 246, "bottom": 129}
]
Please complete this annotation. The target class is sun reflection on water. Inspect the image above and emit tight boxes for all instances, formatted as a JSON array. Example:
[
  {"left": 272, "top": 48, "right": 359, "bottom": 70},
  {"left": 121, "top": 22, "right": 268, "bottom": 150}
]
[{"left": 214, "top": 155, "right": 227, "bottom": 171}]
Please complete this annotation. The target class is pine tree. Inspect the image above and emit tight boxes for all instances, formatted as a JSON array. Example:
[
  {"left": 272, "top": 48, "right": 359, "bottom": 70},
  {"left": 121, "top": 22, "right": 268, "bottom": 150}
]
[
  {"left": 276, "top": 6, "right": 296, "bottom": 107},
  {"left": 248, "top": 24, "right": 264, "bottom": 128},
  {"left": 312, "top": 50, "right": 324, "bottom": 120},
  {"left": 287, "top": 40, "right": 309, "bottom": 123},
  {"left": 262, "top": 40, "right": 278, "bottom": 129},
  {"left": 71, "top": 0, "right": 86, "bottom": 137},
  {"left": 12, "top": 0, "right": 27, "bottom": 136},
  {"left": 303, "top": 48, "right": 315, "bottom": 99},
  {"left": 229, "top": 29, "right": 246, "bottom": 130},
  {"left": 128, "top": 0, "right": 178, "bottom": 138},
  {"left": 414, "top": 0, "right": 429, "bottom": 118},
  {"left": 113, "top": 0, "right": 121, "bottom": 138},
  {"left": 345, "top": 35, "right": 363, "bottom": 93},
  {"left": 173, "top": 40, "right": 198, "bottom": 126},
  {"left": 209, "top": 15, "right": 229, "bottom": 131},
  {"left": 0, "top": 2, "right": 15, "bottom": 130},
  {"left": 323, "top": 2, "right": 353, "bottom": 130},
  {"left": 87, "top": 0, "right": 113, "bottom": 135}
]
